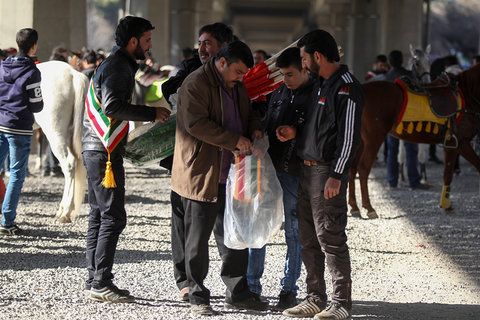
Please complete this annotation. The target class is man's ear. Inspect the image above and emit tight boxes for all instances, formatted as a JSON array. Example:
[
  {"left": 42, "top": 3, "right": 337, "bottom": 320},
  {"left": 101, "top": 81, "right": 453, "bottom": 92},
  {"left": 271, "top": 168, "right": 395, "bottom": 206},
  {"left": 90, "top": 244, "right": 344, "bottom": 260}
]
[
  {"left": 313, "top": 51, "right": 322, "bottom": 64},
  {"left": 127, "top": 37, "right": 138, "bottom": 49}
]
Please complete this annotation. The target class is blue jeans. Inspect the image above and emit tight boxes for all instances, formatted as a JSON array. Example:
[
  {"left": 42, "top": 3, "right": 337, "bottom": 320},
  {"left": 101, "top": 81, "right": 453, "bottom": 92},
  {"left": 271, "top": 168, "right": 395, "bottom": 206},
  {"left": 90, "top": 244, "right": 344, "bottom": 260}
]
[
  {"left": 247, "top": 172, "right": 302, "bottom": 295},
  {"left": 0, "top": 133, "right": 31, "bottom": 226},
  {"left": 386, "top": 135, "right": 421, "bottom": 188}
]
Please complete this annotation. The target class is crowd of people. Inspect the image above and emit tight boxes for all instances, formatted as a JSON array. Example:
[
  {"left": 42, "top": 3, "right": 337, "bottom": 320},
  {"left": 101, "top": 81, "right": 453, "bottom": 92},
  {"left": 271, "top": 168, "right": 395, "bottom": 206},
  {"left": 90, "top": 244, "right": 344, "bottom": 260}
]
[{"left": 1, "top": 15, "right": 479, "bottom": 320}]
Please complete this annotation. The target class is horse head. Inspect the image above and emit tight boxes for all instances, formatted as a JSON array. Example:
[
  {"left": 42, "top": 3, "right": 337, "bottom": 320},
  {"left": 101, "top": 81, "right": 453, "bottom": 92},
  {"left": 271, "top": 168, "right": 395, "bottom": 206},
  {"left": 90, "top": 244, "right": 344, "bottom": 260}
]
[{"left": 409, "top": 44, "right": 431, "bottom": 84}]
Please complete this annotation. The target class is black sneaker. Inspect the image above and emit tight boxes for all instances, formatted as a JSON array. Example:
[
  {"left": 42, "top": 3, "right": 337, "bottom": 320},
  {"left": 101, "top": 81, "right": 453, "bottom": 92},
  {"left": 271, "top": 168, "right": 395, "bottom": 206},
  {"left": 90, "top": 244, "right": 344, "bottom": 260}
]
[
  {"left": 283, "top": 296, "right": 326, "bottom": 317},
  {"left": 271, "top": 290, "right": 297, "bottom": 312},
  {"left": 190, "top": 304, "right": 219, "bottom": 316},
  {"left": 85, "top": 283, "right": 130, "bottom": 298},
  {"left": 0, "top": 224, "right": 22, "bottom": 236},
  {"left": 89, "top": 285, "right": 135, "bottom": 303},
  {"left": 225, "top": 293, "right": 269, "bottom": 311},
  {"left": 313, "top": 301, "right": 351, "bottom": 320}
]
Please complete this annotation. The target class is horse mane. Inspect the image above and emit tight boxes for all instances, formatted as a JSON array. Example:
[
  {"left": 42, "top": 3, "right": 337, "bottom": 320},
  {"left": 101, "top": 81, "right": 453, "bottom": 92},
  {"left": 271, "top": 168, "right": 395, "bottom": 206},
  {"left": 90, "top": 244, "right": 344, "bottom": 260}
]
[{"left": 456, "top": 64, "right": 480, "bottom": 111}]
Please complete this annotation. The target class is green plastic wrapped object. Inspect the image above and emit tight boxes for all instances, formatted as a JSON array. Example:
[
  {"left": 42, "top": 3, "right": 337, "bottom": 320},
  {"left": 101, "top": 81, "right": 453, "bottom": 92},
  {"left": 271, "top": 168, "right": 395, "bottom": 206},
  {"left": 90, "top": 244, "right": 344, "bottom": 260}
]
[{"left": 125, "top": 114, "right": 176, "bottom": 166}]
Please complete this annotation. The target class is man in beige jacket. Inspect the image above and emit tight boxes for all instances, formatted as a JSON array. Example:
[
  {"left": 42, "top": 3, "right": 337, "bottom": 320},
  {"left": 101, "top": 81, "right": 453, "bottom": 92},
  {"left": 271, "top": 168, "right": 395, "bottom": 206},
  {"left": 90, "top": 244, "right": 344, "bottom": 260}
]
[{"left": 171, "top": 40, "right": 266, "bottom": 316}]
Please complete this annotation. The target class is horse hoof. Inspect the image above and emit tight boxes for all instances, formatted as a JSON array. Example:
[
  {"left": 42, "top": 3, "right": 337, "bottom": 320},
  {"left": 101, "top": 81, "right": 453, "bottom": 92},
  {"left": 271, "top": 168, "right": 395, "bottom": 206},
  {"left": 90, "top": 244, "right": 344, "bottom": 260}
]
[
  {"left": 367, "top": 211, "right": 379, "bottom": 219},
  {"left": 350, "top": 211, "right": 362, "bottom": 218},
  {"left": 56, "top": 216, "right": 72, "bottom": 224},
  {"left": 444, "top": 206, "right": 454, "bottom": 213}
]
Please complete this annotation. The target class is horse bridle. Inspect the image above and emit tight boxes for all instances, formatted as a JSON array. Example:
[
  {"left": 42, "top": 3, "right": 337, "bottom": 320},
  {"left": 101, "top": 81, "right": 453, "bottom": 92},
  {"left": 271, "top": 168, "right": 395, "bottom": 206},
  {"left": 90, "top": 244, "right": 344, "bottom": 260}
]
[{"left": 411, "top": 55, "right": 430, "bottom": 83}]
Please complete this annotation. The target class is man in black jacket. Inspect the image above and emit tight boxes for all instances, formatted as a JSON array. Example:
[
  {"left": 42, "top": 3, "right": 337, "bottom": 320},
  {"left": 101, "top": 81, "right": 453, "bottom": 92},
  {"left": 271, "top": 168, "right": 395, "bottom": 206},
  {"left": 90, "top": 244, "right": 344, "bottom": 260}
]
[
  {"left": 82, "top": 16, "right": 170, "bottom": 303},
  {"left": 246, "top": 47, "right": 313, "bottom": 311},
  {"left": 278, "top": 30, "right": 364, "bottom": 320}
]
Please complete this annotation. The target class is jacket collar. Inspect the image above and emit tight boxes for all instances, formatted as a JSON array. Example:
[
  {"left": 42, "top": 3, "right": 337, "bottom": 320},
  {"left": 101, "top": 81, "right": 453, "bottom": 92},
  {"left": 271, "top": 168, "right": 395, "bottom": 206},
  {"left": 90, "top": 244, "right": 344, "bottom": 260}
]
[
  {"left": 111, "top": 45, "right": 138, "bottom": 70},
  {"left": 321, "top": 64, "right": 349, "bottom": 88},
  {"left": 203, "top": 58, "right": 222, "bottom": 88}
]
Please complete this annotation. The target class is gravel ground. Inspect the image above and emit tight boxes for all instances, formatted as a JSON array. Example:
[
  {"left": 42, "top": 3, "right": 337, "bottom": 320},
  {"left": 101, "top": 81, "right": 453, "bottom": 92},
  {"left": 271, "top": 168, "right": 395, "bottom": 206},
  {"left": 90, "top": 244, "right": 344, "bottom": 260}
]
[{"left": 0, "top": 156, "right": 479, "bottom": 320}]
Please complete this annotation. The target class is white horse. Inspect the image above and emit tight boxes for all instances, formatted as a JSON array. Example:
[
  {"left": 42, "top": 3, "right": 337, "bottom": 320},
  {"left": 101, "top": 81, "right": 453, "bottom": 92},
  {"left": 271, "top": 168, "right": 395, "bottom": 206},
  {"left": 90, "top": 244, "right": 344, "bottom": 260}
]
[{"left": 35, "top": 61, "right": 88, "bottom": 223}]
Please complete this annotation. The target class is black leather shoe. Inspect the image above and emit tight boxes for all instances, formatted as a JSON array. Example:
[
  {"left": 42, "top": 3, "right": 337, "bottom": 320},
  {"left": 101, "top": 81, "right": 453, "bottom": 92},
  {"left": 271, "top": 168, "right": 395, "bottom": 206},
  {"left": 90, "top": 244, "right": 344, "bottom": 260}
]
[
  {"left": 271, "top": 290, "right": 297, "bottom": 312},
  {"left": 225, "top": 293, "right": 269, "bottom": 311}
]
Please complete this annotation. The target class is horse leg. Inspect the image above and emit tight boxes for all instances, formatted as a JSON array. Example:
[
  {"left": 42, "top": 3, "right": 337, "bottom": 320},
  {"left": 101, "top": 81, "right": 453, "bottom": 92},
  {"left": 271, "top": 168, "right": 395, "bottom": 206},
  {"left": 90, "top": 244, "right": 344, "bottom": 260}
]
[
  {"left": 358, "top": 142, "right": 383, "bottom": 219},
  {"left": 398, "top": 140, "right": 406, "bottom": 183},
  {"left": 440, "top": 148, "right": 458, "bottom": 211},
  {"left": 418, "top": 143, "right": 428, "bottom": 183},
  {"left": 48, "top": 139, "right": 76, "bottom": 223},
  {"left": 348, "top": 144, "right": 362, "bottom": 218},
  {"left": 35, "top": 129, "right": 44, "bottom": 171},
  {"left": 456, "top": 141, "right": 480, "bottom": 201}
]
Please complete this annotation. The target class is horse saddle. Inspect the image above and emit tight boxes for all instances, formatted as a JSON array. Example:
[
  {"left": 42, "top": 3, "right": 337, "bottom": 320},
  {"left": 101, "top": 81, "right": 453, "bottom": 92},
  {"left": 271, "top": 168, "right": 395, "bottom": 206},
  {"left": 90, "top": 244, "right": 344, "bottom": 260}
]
[{"left": 398, "top": 75, "right": 460, "bottom": 118}]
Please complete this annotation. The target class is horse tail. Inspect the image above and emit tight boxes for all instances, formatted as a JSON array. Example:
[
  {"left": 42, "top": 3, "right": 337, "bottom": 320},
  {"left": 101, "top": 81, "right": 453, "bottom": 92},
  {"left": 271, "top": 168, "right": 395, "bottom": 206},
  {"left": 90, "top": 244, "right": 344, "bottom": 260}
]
[{"left": 71, "top": 72, "right": 89, "bottom": 220}]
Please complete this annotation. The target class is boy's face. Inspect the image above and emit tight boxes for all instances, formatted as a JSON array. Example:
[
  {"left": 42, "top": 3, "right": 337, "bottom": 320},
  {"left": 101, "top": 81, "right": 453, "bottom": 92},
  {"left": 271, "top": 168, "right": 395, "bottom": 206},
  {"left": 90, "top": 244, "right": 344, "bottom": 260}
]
[{"left": 280, "top": 65, "right": 308, "bottom": 90}]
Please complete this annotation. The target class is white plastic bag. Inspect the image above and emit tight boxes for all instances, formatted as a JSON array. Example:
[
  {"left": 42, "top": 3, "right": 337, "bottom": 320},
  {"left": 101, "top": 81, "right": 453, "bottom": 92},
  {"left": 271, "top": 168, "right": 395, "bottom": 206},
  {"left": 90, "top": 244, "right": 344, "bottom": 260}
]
[{"left": 224, "top": 136, "right": 283, "bottom": 249}]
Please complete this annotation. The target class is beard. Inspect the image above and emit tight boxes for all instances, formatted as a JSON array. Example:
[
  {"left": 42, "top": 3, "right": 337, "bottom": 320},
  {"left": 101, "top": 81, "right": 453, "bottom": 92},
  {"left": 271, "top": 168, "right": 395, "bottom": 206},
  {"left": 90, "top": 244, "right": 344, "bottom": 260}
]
[
  {"left": 133, "top": 43, "right": 147, "bottom": 60},
  {"left": 307, "top": 59, "right": 320, "bottom": 75}
]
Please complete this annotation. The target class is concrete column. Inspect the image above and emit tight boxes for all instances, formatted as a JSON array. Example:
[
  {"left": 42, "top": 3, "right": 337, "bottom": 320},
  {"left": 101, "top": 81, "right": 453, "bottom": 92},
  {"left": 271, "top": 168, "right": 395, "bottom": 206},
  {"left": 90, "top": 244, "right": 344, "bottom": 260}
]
[
  {"left": 32, "top": 0, "right": 86, "bottom": 62},
  {"left": 0, "top": 0, "right": 35, "bottom": 55},
  {"left": 170, "top": 0, "right": 198, "bottom": 65}
]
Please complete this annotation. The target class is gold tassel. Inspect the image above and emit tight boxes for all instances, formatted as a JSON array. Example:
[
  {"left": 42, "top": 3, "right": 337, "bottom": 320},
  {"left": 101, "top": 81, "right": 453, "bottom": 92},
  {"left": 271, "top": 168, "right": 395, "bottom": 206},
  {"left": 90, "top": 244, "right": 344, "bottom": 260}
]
[
  {"left": 396, "top": 122, "right": 403, "bottom": 134},
  {"left": 407, "top": 122, "right": 414, "bottom": 134},
  {"left": 433, "top": 123, "right": 439, "bottom": 134},
  {"left": 425, "top": 122, "right": 431, "bottom": 133},
  {"left": 102, "top": 153, "right": 117, "bottom": 188},
  {"left": 416, "top": 122, "right": 422, "bottom": 132}
]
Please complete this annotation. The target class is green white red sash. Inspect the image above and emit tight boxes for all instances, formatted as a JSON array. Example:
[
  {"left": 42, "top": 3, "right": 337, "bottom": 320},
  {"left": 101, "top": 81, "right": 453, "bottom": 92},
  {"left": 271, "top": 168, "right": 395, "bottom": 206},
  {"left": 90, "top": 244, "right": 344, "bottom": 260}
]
[
  {"left": 85, "top": 79, "right": 129, "bottom": 154},
  {"left": 234, "top": 155, "right": 262, "bottom": 202}
]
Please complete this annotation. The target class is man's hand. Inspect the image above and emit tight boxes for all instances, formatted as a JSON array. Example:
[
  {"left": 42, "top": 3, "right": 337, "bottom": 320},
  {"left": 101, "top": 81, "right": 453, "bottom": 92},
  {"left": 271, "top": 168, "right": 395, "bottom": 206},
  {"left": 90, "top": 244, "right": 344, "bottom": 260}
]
[
  {"left": 235, "top": 136, "right": 253, "bottom": 154},
  {"left": 324, "top": 177, "right": 341, "bottom": 199},
  {"left": 276, "top": 125, "right": 296, "bottom": 142},
  {"left": 251, "top": 130, "right": 264, "bottom": 141},
  {"left": 155, "top": 107, "right": 171, "bottom": 123}
]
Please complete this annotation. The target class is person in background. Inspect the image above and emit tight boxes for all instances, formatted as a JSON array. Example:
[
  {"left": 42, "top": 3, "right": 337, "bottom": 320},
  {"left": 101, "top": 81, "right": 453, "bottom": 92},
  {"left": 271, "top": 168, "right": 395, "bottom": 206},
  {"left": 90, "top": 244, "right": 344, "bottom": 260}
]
[
  {"left": 81, "top": 50, "right": 97, "bottom": 80},
  {"left": 253, "top": 49, "right": 268, "bottom": 66},
  {"left": 364, "top": 54, "right": 389, "bottom": 81},
  {"left": 81, "top": 16, "right": 170, "bottom": 303},
  {"left": 246, "top": 47, "right": 313, "bottom": 311},
  {"left": 0, "top": 28, "right": 43, "bottom": 235}
]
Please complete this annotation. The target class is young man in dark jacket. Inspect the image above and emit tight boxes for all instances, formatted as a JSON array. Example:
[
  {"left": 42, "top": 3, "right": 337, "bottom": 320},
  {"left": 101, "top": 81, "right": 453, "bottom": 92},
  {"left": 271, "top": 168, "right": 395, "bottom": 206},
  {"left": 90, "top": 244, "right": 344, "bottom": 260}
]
[
  {"left": 278, "top": 30, "right": 365, "bottom": 320},
  {"left": 0, "top": 28, "right": 43, "bottom": 235},
  {"left": 82, "top": 16, "right": 170, "bottom": 303},
  {"left": 247, "top": 47, "right": 313, "bottom": 311}
]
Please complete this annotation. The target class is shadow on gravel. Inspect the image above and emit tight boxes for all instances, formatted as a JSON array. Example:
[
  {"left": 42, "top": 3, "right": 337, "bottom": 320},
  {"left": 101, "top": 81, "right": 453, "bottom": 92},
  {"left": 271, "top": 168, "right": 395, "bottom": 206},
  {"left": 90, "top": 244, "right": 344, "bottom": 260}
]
[
  {"left": 125, "top": 194, "right": 165, "bottom": 205},
  {"left": 368, "top": 160, "right": 480, "bottom": 291},
  {"left": 0, "top": 248, "right": 171, "bottom": 271},
  {"left": 352, "top": 300, "right": 480, "bottom": 319}
]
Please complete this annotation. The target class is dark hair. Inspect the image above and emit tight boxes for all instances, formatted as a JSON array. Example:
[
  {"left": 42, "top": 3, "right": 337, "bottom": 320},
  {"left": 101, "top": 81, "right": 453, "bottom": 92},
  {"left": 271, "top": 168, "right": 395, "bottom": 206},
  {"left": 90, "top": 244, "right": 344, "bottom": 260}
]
[
  {"left": 82, "top": 50, "right": 97, "bottom": 64},
  {"left": 215, "top": 40, "right": 253, "bottom": 68},
  {"left": 375, "top": 54, "right": 387, "bottom": 63},
  {"left": 388, "top": 50, "right": 403, "bottom": 68},
  {"left": 49, "top": 46, "right": 68, "bottom": 62},
  {"left": 115, "top": 16, "right": 155, "bottom": 47},
  {"left": 297, "top": 29, "right": 340, "bottom": 63},
  {"left": 198, "top": 22, "right": 233, "bottom": 47},
  {"left": 443, "top": 55, "right": 459, "bottom": 67},
  {"left": 16, "top": 28, "right": 38, "bottom": 55},
  {"left": 275, "top": 47, "right": 302, "bottom": 70},
  {"left": 254, "top": 49, "right": 268, "bottom": 58},
  {"left": 181, "top": 47, "right": 195, "bottom": 59}
]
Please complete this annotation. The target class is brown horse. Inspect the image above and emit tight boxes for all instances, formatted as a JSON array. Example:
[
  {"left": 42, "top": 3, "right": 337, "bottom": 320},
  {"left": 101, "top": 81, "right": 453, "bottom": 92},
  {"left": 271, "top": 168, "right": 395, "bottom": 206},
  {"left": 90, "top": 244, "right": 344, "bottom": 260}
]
[{"left": 349, "top": 64, "right": 480, "bottom": 218}]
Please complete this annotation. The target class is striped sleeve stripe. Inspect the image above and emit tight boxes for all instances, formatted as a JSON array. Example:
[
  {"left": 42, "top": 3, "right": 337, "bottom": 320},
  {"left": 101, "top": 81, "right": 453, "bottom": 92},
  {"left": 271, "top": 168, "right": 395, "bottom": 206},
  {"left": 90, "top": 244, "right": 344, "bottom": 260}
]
[
  {"left": 334, "top": 98, "right": 355, "bottom": 174},
  {"left": 341, "top": 73, "right": 353, "bottom": 83},
  {"left": 29, "top": 97, "right": 43, "bottom": 103},
  {"left": 26, "top": 82, "right": 41, "bottom": 90},
  {"left": 0, "top": 126, "right": 33, "bottom": 135}
]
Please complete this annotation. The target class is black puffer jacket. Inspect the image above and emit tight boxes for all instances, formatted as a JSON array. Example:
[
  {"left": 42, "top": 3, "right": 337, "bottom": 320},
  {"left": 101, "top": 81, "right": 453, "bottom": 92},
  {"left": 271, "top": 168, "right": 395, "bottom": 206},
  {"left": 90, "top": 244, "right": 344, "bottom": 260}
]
[
  {"left": 297, "top": 65, "right": 365, "bottom": 180},
  {"left": 264, "top": 80, "right": 313, "bottom": 176},
  {"left": 82, "top": 46, "right": 156, "bottom": 153}
]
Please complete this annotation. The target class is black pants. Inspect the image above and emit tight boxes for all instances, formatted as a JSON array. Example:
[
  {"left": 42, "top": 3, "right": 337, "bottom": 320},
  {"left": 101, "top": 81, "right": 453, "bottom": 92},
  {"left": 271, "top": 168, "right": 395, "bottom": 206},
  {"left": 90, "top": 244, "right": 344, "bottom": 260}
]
[
  {"left": 297, "top": 163, "right": 352, "bottom": 309},
  {"left": 83, "top": 150, "right": 127, "bottom": 289},
  {"left": 171, "top": 185, "right": 251, "bottom": 305}
]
